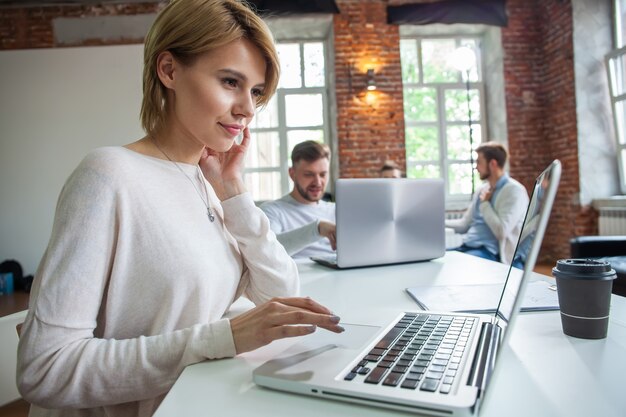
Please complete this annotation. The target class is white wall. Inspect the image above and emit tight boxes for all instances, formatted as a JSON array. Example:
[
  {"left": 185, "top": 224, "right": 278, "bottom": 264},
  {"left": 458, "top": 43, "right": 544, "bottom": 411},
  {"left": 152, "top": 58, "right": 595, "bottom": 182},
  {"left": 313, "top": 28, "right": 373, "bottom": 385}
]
[{"left": 0, "top": 45, "right": 144, "bottom": 275}]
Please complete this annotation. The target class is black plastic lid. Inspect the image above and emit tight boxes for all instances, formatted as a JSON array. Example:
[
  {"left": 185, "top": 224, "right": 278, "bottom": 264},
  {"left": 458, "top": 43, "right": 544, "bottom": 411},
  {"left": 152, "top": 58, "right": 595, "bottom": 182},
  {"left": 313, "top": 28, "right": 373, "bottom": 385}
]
[{"left": 552, "top": 259, "right": 616, "bottom": 281}]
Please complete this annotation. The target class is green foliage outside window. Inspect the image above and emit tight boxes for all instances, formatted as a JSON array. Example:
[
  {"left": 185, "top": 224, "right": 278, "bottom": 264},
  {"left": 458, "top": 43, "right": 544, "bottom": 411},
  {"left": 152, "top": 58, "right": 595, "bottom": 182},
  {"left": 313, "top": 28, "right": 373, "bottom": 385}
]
[
  {"left": 446, "top": 125, "right": 482, "bottom": 160},
  {"left": 401, "top": 37, "right": 484, "bottom": 199},
  {"left": 445, "top": 89, "right": 481, "bottom": 121},
  {"left": 400, "top": 39, "right": 419, "bottom": 83},
  {"left": 422, "top": 39, "right": 458, "bottom": 83},
  {"left": 406, "top": 126, "right": 439, "bottom": 161},
  {"left": 448, "top": 163, "right": 472, "bottom": 195},
  {"left": 404, "top": 88, "right": 437, "bottom": 122},
  {"left": 407, "top": 164, "right": 440, "bottom": 179}
]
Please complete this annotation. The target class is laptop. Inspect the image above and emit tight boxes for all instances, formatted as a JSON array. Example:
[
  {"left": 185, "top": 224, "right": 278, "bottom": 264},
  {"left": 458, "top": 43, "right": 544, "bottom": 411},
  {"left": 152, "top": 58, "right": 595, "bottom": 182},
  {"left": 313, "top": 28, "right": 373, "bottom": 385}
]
[
  {"left": 311, "top": 178, "right": 445, "bottom": 269},
  {"left": 254, "top": 160, "right": 562, "bottom": 416}
]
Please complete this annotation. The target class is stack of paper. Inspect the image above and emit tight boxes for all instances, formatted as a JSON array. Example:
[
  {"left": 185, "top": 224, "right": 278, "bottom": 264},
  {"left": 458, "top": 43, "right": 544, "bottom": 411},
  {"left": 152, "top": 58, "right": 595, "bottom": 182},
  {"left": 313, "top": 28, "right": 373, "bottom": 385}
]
[{"left": 405, "top": 280, "right": 559, "bottom": 314}]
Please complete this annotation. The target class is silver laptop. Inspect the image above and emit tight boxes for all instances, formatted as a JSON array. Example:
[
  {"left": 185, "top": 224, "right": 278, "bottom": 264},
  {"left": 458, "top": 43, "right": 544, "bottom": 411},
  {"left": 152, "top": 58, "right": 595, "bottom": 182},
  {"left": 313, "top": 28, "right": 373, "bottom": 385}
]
[
  {"left": 311, "top": 178, "right": 445, "bottom": 268},
  {"left": 254, "top": 160, "right": 562, "bottom": 416}
]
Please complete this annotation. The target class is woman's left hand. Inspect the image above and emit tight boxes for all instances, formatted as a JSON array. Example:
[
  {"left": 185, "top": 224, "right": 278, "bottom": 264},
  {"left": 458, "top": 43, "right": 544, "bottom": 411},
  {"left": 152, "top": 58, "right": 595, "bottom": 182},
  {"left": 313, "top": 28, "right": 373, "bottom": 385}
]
[{"left": 199, "top": 127, "right": 250, "bottom": 200}]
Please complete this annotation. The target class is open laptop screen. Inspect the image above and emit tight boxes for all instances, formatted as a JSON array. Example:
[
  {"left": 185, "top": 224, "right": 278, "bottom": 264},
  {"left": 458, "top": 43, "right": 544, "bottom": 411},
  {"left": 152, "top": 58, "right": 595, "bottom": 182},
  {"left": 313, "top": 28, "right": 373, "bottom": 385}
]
[{"left": 493, "top": 160, "right": 562, "bottom": 323}]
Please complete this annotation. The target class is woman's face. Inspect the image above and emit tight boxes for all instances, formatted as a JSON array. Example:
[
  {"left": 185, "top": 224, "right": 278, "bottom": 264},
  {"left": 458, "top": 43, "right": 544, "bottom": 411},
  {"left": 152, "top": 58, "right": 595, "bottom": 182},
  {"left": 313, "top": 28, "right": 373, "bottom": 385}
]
[{"left": 163, "top": 38, "right": 267, "bottom": 152}]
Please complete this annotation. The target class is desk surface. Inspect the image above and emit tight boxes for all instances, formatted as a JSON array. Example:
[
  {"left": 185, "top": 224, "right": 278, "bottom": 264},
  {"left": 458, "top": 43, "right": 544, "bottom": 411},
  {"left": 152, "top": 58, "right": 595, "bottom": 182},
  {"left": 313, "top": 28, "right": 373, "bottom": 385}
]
[{"left": 154, "top": 252, "right": 626, "bottom": 417}]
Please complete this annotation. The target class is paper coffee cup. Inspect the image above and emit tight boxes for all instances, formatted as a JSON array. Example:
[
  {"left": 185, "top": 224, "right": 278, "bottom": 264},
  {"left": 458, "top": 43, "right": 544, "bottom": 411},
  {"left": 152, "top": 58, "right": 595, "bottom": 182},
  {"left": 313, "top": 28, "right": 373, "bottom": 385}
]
[{"left": 552, "top": 259, "right": 616, "bottom": 339}]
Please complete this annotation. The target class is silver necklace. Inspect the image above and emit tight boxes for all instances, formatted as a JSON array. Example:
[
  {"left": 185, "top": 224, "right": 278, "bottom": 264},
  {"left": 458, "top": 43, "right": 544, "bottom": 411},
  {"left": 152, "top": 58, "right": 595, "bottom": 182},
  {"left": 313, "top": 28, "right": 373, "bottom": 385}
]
[{"left": 153, "top": 138, "right": 215, "bottom": 222}]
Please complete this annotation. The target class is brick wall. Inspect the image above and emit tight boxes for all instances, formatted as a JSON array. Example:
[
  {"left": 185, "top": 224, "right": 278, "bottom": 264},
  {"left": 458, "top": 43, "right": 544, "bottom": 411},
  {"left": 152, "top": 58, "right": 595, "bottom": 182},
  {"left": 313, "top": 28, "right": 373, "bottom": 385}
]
[
  {"left": 536, "top": 0, "right": 587, "bottom": 261},
  {"left": 0, "top": 3, "right": 160, "bottom": 49},
  {"left": 502, "top": 0, "right": 596, "bottom": 262},
  {"left": 333, "top": 0, "right": 590, "bottom": 261},
  {"left": 0, "top": 0, "right": 597, "bottom": 262},
  {"left": 334, "top": 0, "right": 406, "bottom": 178}
]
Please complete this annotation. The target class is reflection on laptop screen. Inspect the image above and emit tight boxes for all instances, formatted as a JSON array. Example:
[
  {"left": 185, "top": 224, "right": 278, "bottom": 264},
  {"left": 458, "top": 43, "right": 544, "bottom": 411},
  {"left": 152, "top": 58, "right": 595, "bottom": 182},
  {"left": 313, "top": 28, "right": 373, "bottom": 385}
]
[{"left": 494, "top": 160, "right": 561, "bottom": 323}]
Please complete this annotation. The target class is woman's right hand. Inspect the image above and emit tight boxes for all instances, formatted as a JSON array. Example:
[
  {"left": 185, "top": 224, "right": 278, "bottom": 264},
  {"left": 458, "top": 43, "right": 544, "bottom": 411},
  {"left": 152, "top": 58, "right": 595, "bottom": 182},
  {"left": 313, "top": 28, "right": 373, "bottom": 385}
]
[
  {"left": 199, "top": 127, "right": 250, "bottom": 201},
  {"left": 229, "top": 297, "right": 344, "bottom": 355}
]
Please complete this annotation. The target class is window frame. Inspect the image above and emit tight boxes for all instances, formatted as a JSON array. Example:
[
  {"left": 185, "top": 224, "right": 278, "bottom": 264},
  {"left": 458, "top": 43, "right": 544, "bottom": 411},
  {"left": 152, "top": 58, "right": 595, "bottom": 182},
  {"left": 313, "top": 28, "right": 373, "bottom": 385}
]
[
  {"left": 614, "top": 0, "right": 626, "bottom": 48},
  {"left": 245, "top": 39, "right": 332, "bottom": 202},
  {"left": 608, "top": 0, "right": 626, "bottom": 194},
  {"left": 606, "top": 46, "right": 626, "bottom": 194},
  {"left": 400, "top": 35, "right": 488, "bottom": 209}
]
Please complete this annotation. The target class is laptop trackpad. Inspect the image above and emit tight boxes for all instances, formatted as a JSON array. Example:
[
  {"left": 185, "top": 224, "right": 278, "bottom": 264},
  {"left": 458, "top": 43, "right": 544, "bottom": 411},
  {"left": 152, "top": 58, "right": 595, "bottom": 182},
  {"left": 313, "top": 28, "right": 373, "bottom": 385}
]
[
  {"left": 254, "top": 324, "right": 381, "bottom": 381},
  {"left": 303, "top": 323, "right": 381, "bottom": 349}
]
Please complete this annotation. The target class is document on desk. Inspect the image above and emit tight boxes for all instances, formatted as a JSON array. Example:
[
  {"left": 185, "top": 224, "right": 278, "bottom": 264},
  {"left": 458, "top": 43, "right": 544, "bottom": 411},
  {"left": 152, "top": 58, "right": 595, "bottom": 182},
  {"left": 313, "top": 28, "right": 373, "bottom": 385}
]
[{"left": 405, "top": 280, "right": 560, "bottom": 313}]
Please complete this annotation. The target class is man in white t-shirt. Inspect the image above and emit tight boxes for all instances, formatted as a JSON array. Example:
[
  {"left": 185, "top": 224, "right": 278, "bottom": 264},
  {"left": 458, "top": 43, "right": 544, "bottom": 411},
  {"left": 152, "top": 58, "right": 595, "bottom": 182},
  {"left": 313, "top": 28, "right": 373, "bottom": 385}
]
[{"left": 261, "top": 141, "right": 336, "bottom": 259}]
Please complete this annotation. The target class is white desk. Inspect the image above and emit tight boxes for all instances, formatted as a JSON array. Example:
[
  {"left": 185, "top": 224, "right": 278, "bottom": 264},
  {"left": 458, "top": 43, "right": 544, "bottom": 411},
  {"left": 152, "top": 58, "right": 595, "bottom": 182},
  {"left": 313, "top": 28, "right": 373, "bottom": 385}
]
[{"left": 154, "top": 252, "right": 626, "bottom": 417}]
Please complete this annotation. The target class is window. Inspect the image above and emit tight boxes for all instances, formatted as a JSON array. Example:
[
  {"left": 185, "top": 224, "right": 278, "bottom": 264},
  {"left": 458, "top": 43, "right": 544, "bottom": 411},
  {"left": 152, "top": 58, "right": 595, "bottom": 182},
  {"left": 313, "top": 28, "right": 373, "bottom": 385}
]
[
  {"left": 615, "top": 0, "right": 626, "bottom": 48},
  {"left": 607, "top": 0, "right": 626, "bottom": 193},
  {"left": 400, "top": 37, "right": 486, "bottom": 205},
  {"left": 244, "top": 41, "right": 330, "bottom": 201}
]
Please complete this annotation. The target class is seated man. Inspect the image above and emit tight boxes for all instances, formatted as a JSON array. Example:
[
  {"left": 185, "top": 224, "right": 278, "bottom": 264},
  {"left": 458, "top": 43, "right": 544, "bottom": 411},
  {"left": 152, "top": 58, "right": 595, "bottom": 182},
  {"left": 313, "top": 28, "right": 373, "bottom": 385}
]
[
  {"left": 380, "top": 160, "right": 404, "bottom": 178},
  {"left": 261, "top": 141, "right": 336, "bottom": 259},
  {"left": 446, "top": 142, "right": 529, "bottom": 267}
]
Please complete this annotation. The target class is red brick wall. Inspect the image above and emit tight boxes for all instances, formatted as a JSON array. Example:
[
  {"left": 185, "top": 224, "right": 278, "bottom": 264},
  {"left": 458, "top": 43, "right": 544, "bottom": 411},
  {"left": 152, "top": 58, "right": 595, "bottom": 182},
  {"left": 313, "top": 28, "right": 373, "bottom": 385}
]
[
  {"left": 334, "top": 0, "right": 406, "bottom": 178},
  {"left": 0, "top": 3, "right": 161, "bottom": 49},
  {"left": 502, "top": 0, "right": 596, "bottom": 263},
  {"left": 536, "top": 0, "right": 590, "bottom": 261},
  {"left": 0, "top": 0, "right": 597, "bottom": 262},
  {"left": 332, "top": 0, "right": 592, "bottom": 261}
]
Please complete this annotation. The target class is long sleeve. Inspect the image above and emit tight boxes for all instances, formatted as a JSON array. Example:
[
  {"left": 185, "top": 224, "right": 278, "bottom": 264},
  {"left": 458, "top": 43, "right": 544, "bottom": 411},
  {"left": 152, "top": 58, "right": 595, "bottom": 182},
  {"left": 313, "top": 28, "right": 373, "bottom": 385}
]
[
  {"left": 18, "top": 318, "right": 233, "bottom": 409},
  {"left": 16, "top": 148, "right": 276, "bottom": 417},
  {"left": 261, "top": 202, "right": 323, "bottom": 255},
  {"left": 17, "top": 154, "right": 237, "bottom": 410},
  {"left": 479, "top": 183, "right": 529, "bottom": 241},
  {"left": 480, "top": 180, "right": 530, "bottom": 264},
  {"left": 221, "top": 193, "right": 299, "bottom": 304},
  {"left": 259, "top": 196, "right": 335, "bottom": 259},
  {"left": 263, "top": 206, "right": 321, "bottom": 256},
  {"left": 273, "top": 221, "right": 321, "bottom": 256},
  {"left": 445, "top": 194, "right": 478, "bottom": 234}
]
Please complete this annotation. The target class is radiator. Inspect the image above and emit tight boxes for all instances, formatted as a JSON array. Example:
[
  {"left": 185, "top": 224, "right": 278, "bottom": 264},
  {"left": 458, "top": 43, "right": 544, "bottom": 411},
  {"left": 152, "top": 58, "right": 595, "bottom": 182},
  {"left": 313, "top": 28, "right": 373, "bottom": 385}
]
[
  {"left": 445, "top": 211, "right": 464, "bottom": 220},
  {"left": 598, "top": 207, "right": 626, "bottom": 235}
]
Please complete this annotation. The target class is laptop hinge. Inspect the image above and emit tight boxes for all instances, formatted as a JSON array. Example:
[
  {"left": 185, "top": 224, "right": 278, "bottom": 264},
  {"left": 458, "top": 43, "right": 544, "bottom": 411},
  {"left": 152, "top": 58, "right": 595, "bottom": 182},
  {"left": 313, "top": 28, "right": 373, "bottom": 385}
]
[{"left": 467, "top": 322, "right": 502, "bottom": 397}]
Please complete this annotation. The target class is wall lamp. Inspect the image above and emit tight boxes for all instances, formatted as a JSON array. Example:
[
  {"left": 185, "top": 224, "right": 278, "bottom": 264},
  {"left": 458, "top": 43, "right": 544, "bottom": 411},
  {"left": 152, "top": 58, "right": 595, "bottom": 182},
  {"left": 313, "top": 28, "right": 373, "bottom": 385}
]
[{"left": 366, "top": 68, "right": 377, "bottom": 91}]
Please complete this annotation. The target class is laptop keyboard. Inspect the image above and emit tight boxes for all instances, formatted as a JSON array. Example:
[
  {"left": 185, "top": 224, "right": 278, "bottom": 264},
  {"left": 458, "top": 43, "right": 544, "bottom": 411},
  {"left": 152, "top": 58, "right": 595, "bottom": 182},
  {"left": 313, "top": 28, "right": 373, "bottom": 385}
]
[{"left": 343, "top": 313, "right": 476, "bottom": 394}]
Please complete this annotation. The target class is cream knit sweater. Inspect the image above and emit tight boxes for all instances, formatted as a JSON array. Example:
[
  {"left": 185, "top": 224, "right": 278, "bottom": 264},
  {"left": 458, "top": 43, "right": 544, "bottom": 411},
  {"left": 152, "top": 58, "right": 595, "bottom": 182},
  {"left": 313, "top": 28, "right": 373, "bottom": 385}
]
[{"left": 16, "top": 147, "right": 298, "bottom": 417}]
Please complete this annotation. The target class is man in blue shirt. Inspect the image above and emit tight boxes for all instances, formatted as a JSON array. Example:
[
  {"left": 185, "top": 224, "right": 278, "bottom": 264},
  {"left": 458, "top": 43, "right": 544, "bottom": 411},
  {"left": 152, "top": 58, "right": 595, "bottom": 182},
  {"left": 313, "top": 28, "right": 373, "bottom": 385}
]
[{"left": 446, "top": 142, "right": 529, "bottom": 267}]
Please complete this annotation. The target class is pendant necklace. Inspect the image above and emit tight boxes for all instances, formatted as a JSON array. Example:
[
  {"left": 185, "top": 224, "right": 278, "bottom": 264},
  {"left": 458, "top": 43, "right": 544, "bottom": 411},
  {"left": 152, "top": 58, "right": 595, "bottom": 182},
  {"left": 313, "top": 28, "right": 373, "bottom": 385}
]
[{"left": 153, "top": 138, "right": 216, "bottom": 222}]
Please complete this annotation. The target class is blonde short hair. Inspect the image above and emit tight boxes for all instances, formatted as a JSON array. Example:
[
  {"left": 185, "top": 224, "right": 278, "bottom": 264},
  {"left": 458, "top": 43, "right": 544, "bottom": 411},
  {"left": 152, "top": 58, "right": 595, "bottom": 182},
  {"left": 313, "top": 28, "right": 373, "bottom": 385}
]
[{"left": 140, "top": 0, "right": 280, "bottom": 135}]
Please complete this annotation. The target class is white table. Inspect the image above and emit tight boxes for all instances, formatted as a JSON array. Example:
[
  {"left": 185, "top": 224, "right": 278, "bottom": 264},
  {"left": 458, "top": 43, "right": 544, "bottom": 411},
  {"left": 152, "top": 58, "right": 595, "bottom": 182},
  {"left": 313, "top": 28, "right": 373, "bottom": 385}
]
[{"left": 154, "top": 252, "right": 626, "bottom": 417}]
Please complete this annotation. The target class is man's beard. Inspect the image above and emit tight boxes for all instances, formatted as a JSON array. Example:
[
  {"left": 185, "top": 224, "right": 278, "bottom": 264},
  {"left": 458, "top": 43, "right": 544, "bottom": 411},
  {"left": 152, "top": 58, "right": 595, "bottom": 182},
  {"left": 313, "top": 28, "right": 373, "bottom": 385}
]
[
  {"left": 479, "top": 165, "right": 491, "bottom": 181},
  {"left": 295, "top": 182, "right": 322, "bottom": 202}
]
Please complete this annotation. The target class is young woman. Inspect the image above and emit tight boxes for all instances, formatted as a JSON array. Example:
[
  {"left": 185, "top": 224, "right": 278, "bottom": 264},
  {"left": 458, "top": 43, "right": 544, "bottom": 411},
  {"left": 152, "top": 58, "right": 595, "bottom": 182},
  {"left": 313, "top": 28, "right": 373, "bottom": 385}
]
[{"left": 16, "top": 1, "right": 343, "bottom": 416}]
